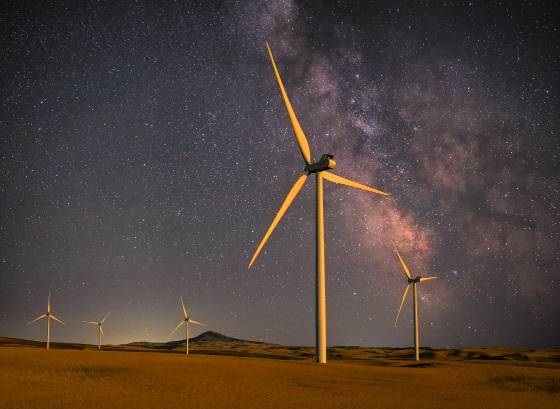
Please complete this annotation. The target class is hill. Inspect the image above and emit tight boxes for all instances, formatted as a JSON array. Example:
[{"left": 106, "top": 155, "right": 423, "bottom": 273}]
[
  {"left": 126, "top": 330, "right": 257, "bottom": 348},
  {"left": 1, "top": 333, "right": 560, "bottom": 364}
]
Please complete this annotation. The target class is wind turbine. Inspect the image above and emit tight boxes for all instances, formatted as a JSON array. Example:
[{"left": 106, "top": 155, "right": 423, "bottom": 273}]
[
  {"left": 393, "top": 244, "right": 437, "bottom": 361},
  {"left": 82, "top": 312, "right": 111, "bottom": 350},
  {"left": 170, "top": 297, "right": 206, "bottom": 355},
  {"left": 26, "top": 293, "right": 66, "bottom": 349},
  {"left": 247, "top": 43, "right": 389, "bottom": 364}
]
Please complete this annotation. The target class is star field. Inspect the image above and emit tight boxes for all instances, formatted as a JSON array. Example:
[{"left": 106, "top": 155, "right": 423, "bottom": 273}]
[{"left": 1, "top": 1, "right": 558, "bottom": 347}]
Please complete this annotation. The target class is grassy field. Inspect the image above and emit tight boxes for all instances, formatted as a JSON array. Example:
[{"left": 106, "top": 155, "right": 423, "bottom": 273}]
[{"left": 1, "top": 346, "right": 559, "bottom": 409}]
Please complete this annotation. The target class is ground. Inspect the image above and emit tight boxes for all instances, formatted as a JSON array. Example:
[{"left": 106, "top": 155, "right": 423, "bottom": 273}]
[{"left": 1, "top": 345, "right": 559, "bottom": 409}]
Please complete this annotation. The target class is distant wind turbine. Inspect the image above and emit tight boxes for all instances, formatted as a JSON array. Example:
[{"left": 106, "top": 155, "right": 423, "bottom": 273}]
[
  {"left": 393, "top": 244, "right": 437, "bottom": 361},
  {"left": 26, "top": 293, "right": 65, "bottom": 349},
  {"left": 82, "top": 311, "right": 111, "bottom": 350},
  {"left": 170, "top": 297, "right": 205, "bottom": 355},
  {"left": 247, "top": 42, "right": 389, "bottom": 364}
]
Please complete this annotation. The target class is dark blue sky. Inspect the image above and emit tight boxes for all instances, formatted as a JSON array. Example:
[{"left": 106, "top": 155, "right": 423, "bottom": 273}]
[{"left": 1, "top": 0, "right": 558, "bottom": 347}]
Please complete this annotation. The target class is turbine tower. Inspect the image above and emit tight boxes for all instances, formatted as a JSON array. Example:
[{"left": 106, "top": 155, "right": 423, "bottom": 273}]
[
  {"left": 393, "top": 244, "right": 437, "bottom": 361},
  {"left": 82, "top": 312, "right": 111, "bottom": 350},
  {"left": 248, "top": 43, "right": 389, "bottom": 364},
  {"left": 170, "top": 297, "right": 205, "bottom": 355},
  {"left": 26, "top": 293, "right": 66, "bottom": 349}
]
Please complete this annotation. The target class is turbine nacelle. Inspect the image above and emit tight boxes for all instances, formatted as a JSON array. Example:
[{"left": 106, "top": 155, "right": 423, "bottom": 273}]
[
  {"left": 304, "top": 154, "right": 336, "bottom": 173},
  {"left": 407, "top": 276, "right": 422, "bottom": 284}
]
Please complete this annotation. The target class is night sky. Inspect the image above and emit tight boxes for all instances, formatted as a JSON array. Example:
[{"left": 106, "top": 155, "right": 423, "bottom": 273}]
[{"left": 1, "top": 1, "right": 558, "bottom": 348}]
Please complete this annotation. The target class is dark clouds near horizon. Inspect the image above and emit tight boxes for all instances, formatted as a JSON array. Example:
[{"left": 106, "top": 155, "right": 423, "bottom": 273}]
[{"left": 1, "top": 1, "right": 559, "bottom": 347}]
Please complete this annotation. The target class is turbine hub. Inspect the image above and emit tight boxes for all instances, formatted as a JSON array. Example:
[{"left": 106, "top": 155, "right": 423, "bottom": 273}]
[{"left": 304, "top": 154, "right": 336, "bottom": 173}]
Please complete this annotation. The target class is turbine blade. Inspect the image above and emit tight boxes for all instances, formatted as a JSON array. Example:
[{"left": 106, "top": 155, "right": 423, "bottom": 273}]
[
  {"left": 48, "top": 293, "right": 51, "bottom": 313},
  {"left": 169, "top": 320, "right": 185, "bottom": 336},
  {"left": 420, "top": 276, "right": 438, "bottom": 282},
  {"left": 394, "top": 285, "right": 410, "bottom": 327},
  {"left": 265, "top": 42, "right": 312, "bottom": 164},
  {"left": 101, "top": 311, "right": 111, "bottom": 323},
  {"left": 322, "top": 172, "right": 389, "bottom": 196},
  {"left": 50, "top": 314, "right": 66, "bottom": 325},
  {"left": 27, "top": 314, "right": 46, "bottom": 325},
  {"left": 180, "top": 297, "right": 188, "bottom": 319},
  {"left": 82, "top": 321, "right": 98, "bottom": 325},
  {"left": 189, "top": 319, "right": 206, "bottom": 326},
  {"left": 100, "top": 326, "right": 105, "bottom": 338},
  {"left": 393, "top": 244, "right": 412, "bottom": 279},
  {"left": 248, "top": 174, "right": 308, "bottom": 268}
]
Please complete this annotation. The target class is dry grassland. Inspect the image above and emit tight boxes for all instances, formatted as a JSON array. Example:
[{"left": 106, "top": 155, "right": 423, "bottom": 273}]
[{"left": 1, "top": 346, "right": 559, "bottom": 409}]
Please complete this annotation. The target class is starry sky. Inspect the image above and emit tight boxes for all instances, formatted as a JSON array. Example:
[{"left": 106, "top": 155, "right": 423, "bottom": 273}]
[{"left": 1, "top": 1, "right": 558, "bottom": 348}]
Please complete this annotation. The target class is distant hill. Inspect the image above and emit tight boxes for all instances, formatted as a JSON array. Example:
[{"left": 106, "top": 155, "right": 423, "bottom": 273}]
[
  {"left": 0, "top": 336, "right": 44, "bottom": 347},
  {"left": 0, "top": 331, "right": 264, "bottom": 351},
  {"left": 0, "top": 331, "right": 254, "bottom": 351},
  {"left": 0, "top": 336, "right": 89, "bottom": 350},
  {"left": 2, "top": 334, "right": 559, "bottom": 363},
  {"left": 125, "top": 331, "right": 262, "bottom": 349},
  {"left": 125, "top": 341, "right": 154, "bottom": 347},
  {"left": 191, "top": 330, "right": 250, "bottom": 343}
]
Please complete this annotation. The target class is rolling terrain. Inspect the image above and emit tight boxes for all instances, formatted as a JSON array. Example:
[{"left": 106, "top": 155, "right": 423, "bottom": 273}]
[
  {"left": 1, "top": 332, "right": 559, "bottom": 408},
  {"left": 3, "top": 331, "right": 558, "bottom": 363}
]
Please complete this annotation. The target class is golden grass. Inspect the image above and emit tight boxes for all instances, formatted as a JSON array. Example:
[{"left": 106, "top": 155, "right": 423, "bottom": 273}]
[
  {"left": 488, "top": 374, "right": 560, "bottom": 394},
  {"left": 1, "top": 347, "right": 559, "bottom": 409}
]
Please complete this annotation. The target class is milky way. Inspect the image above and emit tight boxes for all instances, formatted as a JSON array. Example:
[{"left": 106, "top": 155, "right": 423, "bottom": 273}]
[{"left": 1, "top": 1, "right": 558, "bottom": 347}]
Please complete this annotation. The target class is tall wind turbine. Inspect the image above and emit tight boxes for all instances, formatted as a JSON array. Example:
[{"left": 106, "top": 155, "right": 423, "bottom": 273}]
[
  {"left": 82, "top": 312, "right": 111, "bottom": 350},
  {"left": 247, "top": 43, "right": 389, "bottom": 364},
  {"left": 26, "top": 293, "right": 66, "bottom": 349},
  {"left": 170, "top": 297, "right": 205, "bottom": 355},
  {"left": 393, "top": 244, "right": 437, "bottom": 361}
]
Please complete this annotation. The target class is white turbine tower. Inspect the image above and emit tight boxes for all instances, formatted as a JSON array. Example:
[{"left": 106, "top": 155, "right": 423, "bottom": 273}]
[
  {"left": 82, "top": 312, "right": 111, "bottom": 350},
  {"left": 247, "top": 43, "right": 389, "bottom": 364},
  {"left": 27, "top": 293, "right": 66, "bottom": 349},
  {"left": 170, "top": 297, "right": 205, "bottom": 355},
  {"left": 393, "top": 244, "right": 437, "bottom": 361}
]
